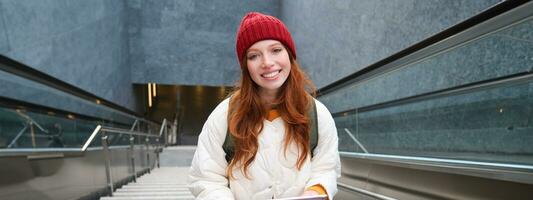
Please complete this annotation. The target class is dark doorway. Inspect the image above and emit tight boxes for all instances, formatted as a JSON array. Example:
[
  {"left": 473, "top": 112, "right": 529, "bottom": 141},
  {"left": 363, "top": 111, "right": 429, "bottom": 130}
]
[{"left": 134, "top": 84, "right": 232, "bottom": 145}]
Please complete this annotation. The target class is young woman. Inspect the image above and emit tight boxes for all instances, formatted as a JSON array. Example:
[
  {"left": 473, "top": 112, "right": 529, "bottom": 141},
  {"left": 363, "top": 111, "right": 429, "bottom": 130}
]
[{"left": 188, "top": 12, "right": 341, "bottom": 200}]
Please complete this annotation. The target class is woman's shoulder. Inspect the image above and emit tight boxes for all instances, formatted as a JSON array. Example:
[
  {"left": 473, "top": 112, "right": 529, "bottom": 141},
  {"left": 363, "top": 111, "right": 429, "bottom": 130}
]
[
  {"left": 214, "top": 97, "right": 231, "bottom": 112},
  {"left": 208, "top": 98, "right": 231, "bottom": 121},
  {"left": 200, "top": 98, "right": 230, "bottom": 143},
  {"left": 311, "top": 98, "right": 336, "bottom": 133},
  {"left": 312, "top": 98, "right": 333, "bottom": 116}
]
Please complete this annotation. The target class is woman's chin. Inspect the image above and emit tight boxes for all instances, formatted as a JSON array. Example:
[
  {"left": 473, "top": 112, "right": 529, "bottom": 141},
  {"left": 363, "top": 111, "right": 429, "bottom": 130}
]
[{"left": 258, "top": 84, "right": 283, "bottom": 93}]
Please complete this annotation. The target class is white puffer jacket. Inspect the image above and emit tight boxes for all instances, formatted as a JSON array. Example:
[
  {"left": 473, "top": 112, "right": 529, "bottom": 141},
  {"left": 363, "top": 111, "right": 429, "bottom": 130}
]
[{"left": 188, "top": 98, "right": 341, "bottom": 200}]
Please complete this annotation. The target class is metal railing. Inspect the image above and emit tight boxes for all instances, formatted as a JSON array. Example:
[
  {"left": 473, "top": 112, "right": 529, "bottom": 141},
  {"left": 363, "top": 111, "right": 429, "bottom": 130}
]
[
  {"left": 343, "top": 128, "right": 368, "bottom": 154},
  {"left": 6, "top": 110, "right": 50, "bottom": 148},
  {"left": 1, "top": 118, "right": 174, "bottom": 197},
  {"left": 337, "top": 182, "right": 397, "bottom": 200},
  {"left": 79, "top": 118, "right": 173, "bottom": 196}
]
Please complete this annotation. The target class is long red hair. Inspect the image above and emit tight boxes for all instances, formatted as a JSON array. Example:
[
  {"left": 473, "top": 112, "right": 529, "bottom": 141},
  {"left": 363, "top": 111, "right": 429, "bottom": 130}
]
[{"left": 227, "top": 47, "right": 316, "bottom": 179}]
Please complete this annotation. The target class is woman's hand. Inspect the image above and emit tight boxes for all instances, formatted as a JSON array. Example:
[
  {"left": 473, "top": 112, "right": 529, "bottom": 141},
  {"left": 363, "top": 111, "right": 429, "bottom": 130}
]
[{"left": 300, "top": 189, "right": 320, "bottom": 196}]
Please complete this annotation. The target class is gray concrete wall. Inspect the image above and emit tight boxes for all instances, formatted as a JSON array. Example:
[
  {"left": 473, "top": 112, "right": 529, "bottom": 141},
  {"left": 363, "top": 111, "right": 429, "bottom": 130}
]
[
  {"left": 0, "top": 0, "right": 280, "bottom": 114},
  {"left": 319, "top": 16, "right": 533, "bottom": 113},
  {"left": 281, "top": 0, "right": 500, "bottom": 88},
  {"left": 0, "top": 0, "right": 510, "bottom": 118},
  {"left": 0, "top": 0, "right": 138, "bottom": 111},
  {"left": 128, "top": 0, "right": 279, "bottom": 86}
]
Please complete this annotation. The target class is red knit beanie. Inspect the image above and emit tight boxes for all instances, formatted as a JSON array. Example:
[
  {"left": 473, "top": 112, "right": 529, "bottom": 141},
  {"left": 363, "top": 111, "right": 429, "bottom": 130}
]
[{"left": 235, "top": 12, "right": 296, "bottom": 68}]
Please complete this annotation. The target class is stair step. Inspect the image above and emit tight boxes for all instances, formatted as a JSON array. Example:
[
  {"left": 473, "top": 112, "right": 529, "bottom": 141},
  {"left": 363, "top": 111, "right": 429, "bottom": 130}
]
[
  {"left": 117, "top": 188, "right": 189, "bottom": 192},
  {"left": 121, "top": 185, "right": 188, "bottom": 189},
  {"left": 128, "top": 182, "right": 187, "bottom": 187},
  {"left": 136, "top": 182, "right": 184, "bottom": 184},
  {"left": 114, "top": 192, "right": 192, "bottom": 196},
  {"left": 100, "top": 167, "right": 194, "bottom": 200},
  {"left": 100, "top": 196, "right": 194, "bottom": 200}
]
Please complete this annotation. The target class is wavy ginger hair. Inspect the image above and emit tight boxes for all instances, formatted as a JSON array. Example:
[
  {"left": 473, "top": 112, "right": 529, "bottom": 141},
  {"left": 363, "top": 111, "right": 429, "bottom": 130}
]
[{"left": 226, "top": 46, "right": 316, "bottom": 179}]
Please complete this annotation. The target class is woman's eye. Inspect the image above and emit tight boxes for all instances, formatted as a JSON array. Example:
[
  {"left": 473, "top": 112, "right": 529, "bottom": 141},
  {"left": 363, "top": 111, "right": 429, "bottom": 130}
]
[
  {"left": 247, "top": 54, "right": 258, "bottom": 60},
  {"left": 273, "top": 48, "right": 282, "bottom": 53}
]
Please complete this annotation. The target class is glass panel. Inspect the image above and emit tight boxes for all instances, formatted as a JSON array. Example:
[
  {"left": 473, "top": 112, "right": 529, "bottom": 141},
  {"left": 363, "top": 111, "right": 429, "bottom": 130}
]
[
  {"left": 0, "top": 61, "right": 162, "bottom": 149},
  {"left": 336, "top": 80, "right": 533, "bottom": 165},
  {"left": 0, "top": 105, "right": 163, "bottom": 149},
  {"left": 0, "top": 107, "right": 98, "bottom": 148}
]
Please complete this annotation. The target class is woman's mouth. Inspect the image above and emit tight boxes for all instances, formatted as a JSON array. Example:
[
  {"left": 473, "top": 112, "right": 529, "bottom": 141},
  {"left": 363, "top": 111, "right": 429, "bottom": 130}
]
[{"left": 261, "top": 70, "right": 281, "bottom": 79}]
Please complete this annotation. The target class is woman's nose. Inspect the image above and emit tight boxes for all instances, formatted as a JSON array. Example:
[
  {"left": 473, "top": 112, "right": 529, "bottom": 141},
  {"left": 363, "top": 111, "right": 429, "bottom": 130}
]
[{"left": 261, "top": 54, "right": 275, "bottom": 68}]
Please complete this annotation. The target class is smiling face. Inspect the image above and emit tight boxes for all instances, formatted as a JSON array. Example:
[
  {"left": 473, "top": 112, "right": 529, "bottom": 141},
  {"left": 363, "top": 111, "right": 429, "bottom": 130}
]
[{"left": 245, "top": 40, "right": 291, "bottom": 98}]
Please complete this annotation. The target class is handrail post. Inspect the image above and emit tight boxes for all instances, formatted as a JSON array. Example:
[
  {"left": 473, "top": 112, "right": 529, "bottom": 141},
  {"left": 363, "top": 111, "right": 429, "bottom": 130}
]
[
  {"left": 129, "top": 136, "right": 137, "bottom": 182},
  {"left": 155, "top": 138, "right": 160, "bottom": 168},
  {"left": 158, "top": 119, "right": 168, "bottom": 146},
  {"left": 30, "top": 122, "right": 36, "bottom": 148},
  {"left": 101, "top": 132, "right": 114, "bottom": 196},
  {"left": 164, "top": 126, "right": 168, "bottom": 146},
  {"left": 145, "top": 137, "right": 150, "bottom": 174}
]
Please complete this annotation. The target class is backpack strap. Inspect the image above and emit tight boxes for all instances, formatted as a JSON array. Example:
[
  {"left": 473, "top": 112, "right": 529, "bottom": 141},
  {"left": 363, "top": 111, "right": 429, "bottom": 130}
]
[
  {"left": 223, "top": 98, "right": 236, "bottom": 163},
  {"left": 309, "top": 100, "right": 319, "bottom": 158},
  {"left": 222, "top": 128, "right": 235, "bottom": 163},
  {"left": 223, "top": 100, "right": 318, "bottom": 163}
]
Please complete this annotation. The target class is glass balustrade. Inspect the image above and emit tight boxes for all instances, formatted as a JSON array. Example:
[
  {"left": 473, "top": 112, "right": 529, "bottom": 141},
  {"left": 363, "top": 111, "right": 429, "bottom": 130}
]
[
  {"left": 0, "top": 105, "right": 162, "bottom": 149},
  {"left": 333, "top": 15, "right": 533, "bottom": 167}
]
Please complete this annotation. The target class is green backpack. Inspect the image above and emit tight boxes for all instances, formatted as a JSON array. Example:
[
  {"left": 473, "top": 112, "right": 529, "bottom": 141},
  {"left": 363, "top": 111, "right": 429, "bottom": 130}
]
[{"left": 222, "top": 101, "right": 318, "bottom": 162}]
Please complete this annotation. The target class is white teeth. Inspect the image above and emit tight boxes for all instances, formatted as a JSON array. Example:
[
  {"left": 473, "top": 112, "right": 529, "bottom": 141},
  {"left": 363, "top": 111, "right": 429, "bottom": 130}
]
[{"left": 262, "top": 70, "right": 280, "bottom": 78}]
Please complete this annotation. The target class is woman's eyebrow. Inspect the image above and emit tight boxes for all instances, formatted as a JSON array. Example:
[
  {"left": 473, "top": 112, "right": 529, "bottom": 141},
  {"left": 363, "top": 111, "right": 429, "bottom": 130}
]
[
  {"left": 246, "top": 49, "right": 259, "bottom": 54},
  {"left": 269, "top": 43, "right": 283, "bottom": 47},
  {"left": 247, "top": 42, "right": 283, "bottom": 53}
]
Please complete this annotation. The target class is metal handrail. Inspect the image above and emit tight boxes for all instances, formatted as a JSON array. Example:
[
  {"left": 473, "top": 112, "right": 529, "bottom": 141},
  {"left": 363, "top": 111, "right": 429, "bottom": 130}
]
[
  {"left": 343, "top": 128, "right": 368, "bottom": 153},
  {"left": 340, "top": 152, "right": 533, "bottom": 185},
  {"left": 10, "top": 110, "right": 49, "bottom": 133},
  {"left": 81, "top": 125, "right": 103, "bottom": 151},
  {"left": 337, "top": 182, "right": 397, "bottom": 200},
  {"left": 80, "top": 125, "right": 163, "bottom": 152},
  {"left": 158, "top": 119, "right": 168, "bottom": 137},
  {"left": 7, "top": 123, "right": 29, "bottom": 148},
  {"left": 101, "top": 127, "right": 160, "bottom": 137},
  {"left": 341, "top": 152, "right": 533, "bottom": 172}
]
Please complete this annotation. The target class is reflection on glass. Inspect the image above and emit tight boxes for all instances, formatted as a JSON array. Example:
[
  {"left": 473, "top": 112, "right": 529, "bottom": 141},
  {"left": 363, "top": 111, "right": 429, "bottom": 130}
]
[
  {"left": 336, "top": 81, "right": 533, "bottom": 165},
  {"left": 0, "top": 107, "right": 98, "bottom": 148},
  {"left": 0, "top": 106, "right": 161, "bottom": 149}
]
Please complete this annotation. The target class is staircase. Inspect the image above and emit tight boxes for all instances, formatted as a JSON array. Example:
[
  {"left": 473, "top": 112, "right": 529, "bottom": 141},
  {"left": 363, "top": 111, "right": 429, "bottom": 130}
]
[
  {"left": 100, "top": 167, "right": 194, "bottom": 200},
  {"left": 101, "top": 146, "right": 196, "bottom": 200}
]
